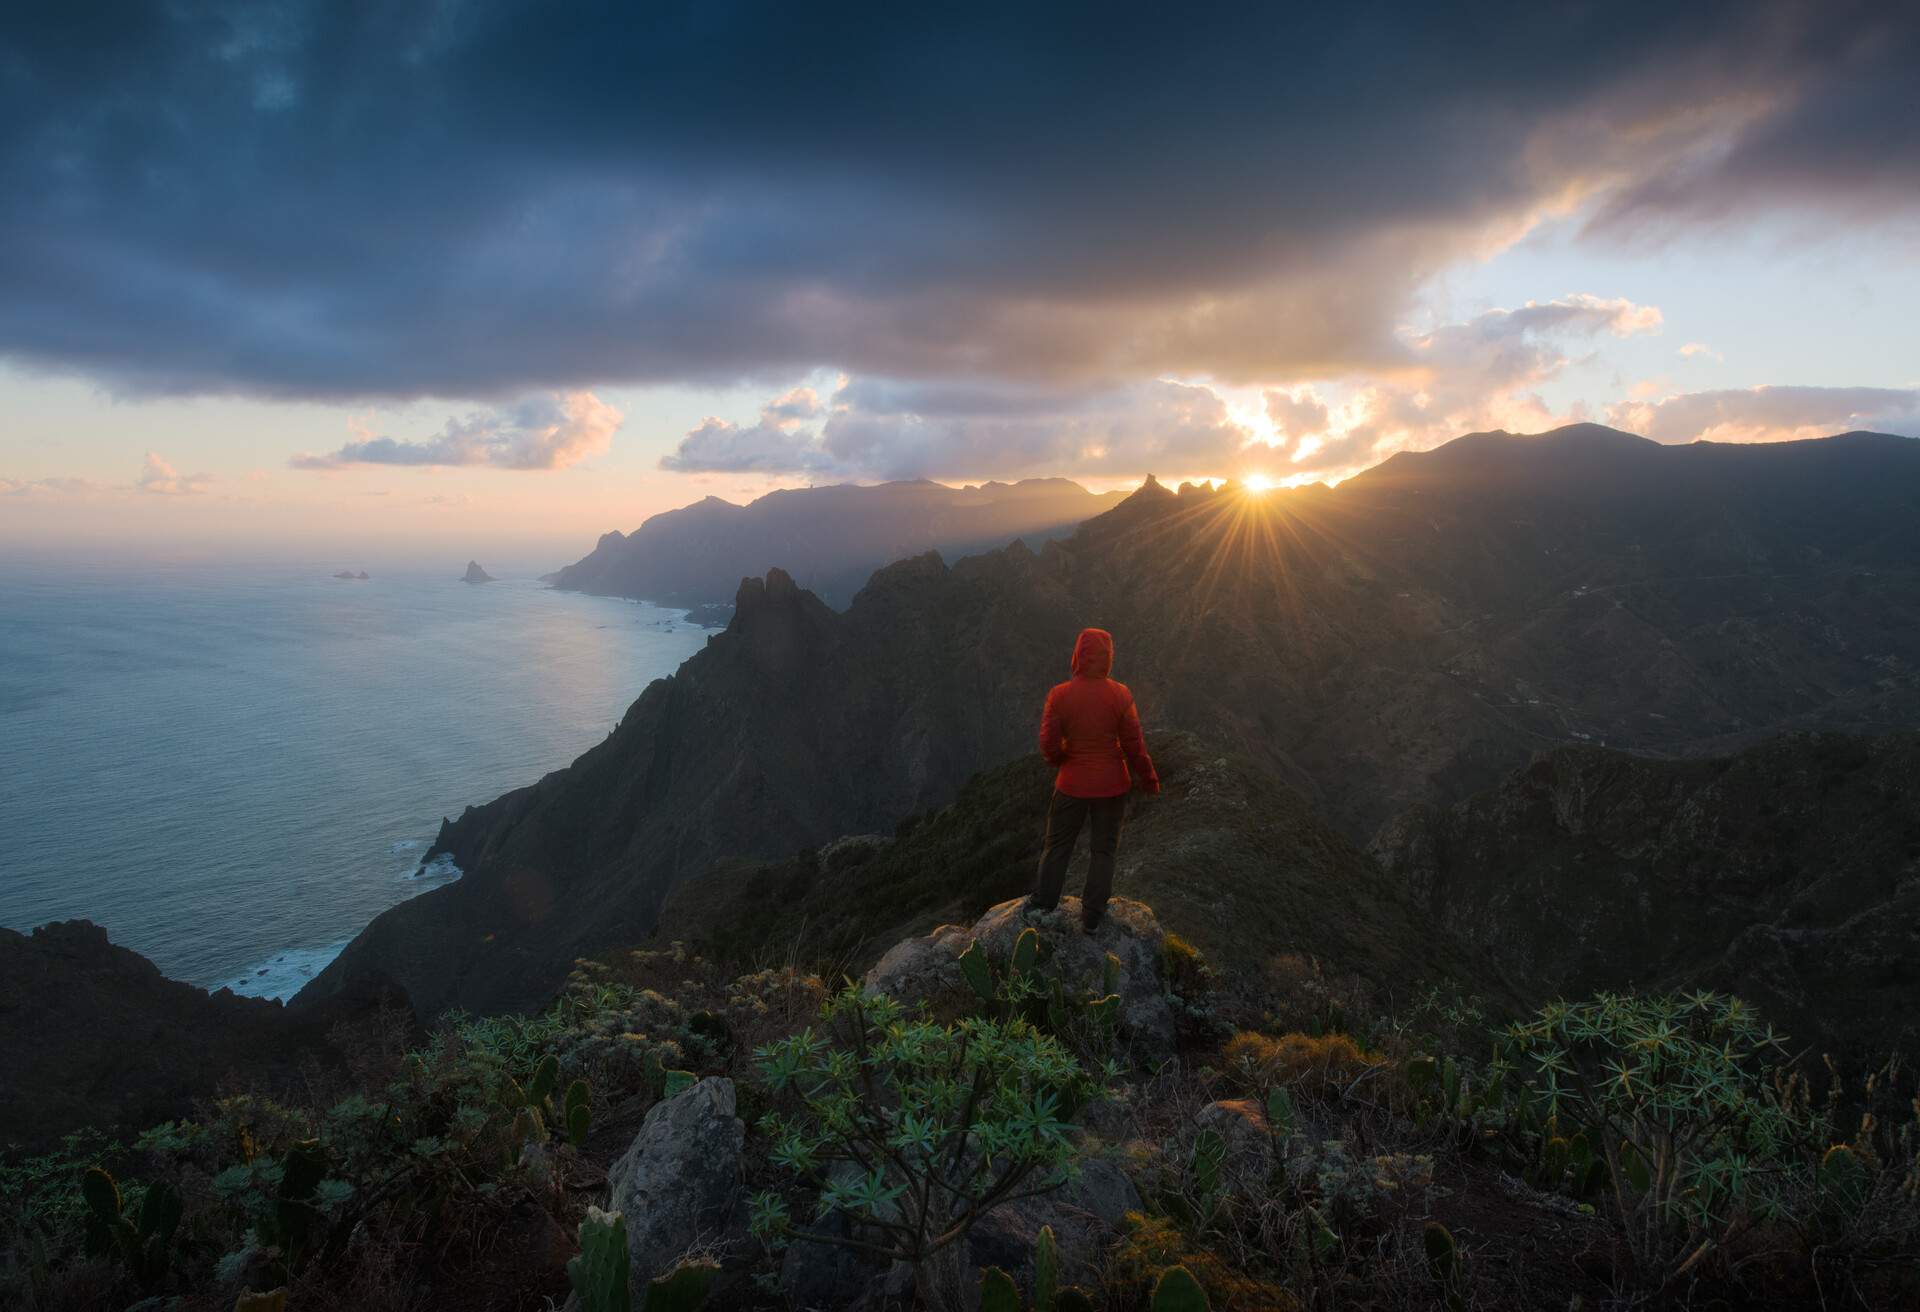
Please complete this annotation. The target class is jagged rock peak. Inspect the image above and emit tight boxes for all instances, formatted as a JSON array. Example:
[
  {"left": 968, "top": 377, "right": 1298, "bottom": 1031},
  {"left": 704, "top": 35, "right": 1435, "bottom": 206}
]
[
  {"left": 863, "top": 896, "right": 1177, "bottom": 1062},
  {"left": 733, "top": 566, "right": 801, "bottom": 611}
]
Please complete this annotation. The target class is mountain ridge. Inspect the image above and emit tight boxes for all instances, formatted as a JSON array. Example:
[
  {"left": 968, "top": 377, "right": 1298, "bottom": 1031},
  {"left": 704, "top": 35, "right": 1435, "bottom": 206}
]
[
  {"left": 294, "top": 424, "right": 1920, "bottom": 1022},
  {"left": 547, "top": 475, "right": 1127, "bottom": 608}
]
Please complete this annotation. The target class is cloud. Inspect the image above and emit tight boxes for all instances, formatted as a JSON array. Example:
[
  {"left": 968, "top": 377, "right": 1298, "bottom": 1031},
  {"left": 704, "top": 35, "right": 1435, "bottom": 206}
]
[
  {"left": 1607, "top": 385, "right": 1920, "bottom": 443},
  {"left": 664, "top": 292, "right": 1675, "bottom": 484},
  {"left": 664, "top": 378, "right": 1253, "bottom": 481},
  {"left": 1678, "top": 342, "right": 1723, "bottom": 361},
  {"left": 660, "top": 389, "right": 833, "bottom": 474},
  {"left": 1257, "top": 294, "right": 1667, "bottom": 478},
  {"left": 1, "top": 476, "right": 98, "bottom": 497},
  {"left": 1591, "top": 10, "right": 1920, "bottom": 231},
  {"left": 1265, "top": 390, "right": 1329, "bottom": 443},
  {"left": 136, "top": 453, "right": 212, "bottom": 495},
  {"left": 0, "top": 3, "right": 1909, "bottom": 399},
  {"left": 292, "top": 392, "right": 619, "bottom": 470}
]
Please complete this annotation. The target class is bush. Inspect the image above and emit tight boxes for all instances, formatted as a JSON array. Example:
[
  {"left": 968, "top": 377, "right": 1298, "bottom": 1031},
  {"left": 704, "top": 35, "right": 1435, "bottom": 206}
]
[
  {"left": 1222, "top": 1032, "right": 1381, "bottom": 1103},
  {"left": 1491, "top": 990, "right": 1812, "bottom": 1279},
  {"left": 750, "top": 984, "right": 1095, "bottom": 1312}
]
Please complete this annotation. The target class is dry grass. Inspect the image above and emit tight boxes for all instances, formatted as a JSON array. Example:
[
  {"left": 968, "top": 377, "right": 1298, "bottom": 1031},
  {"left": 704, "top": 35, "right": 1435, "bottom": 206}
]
[{"left": 1222, "top": 1031, "right": 1383, "bottom": 1103}]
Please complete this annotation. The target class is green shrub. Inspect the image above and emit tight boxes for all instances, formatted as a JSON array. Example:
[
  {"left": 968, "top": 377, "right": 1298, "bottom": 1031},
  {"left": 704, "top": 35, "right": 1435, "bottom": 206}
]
[
  {"left": 749, "top": 984, "right": 1094, "bottom": 1312},
  {"left": 1490, "top": 990, "right": 1810, "bottom": 1278}
]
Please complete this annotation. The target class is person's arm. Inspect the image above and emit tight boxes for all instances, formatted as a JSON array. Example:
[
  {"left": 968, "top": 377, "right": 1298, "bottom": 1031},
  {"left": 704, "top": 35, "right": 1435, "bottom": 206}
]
[
  {"left": 1038, "top": 687, "right": 1068, "bottom": 766},
  {"left": 1119, "top": 690, "right": 1160, "bottom": 792}
]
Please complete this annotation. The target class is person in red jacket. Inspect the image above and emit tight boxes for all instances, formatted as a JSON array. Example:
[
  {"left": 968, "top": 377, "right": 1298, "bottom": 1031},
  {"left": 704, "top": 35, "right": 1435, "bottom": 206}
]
[{"left": 1031, "top": 627, "right": 1160, "bottom": 930}]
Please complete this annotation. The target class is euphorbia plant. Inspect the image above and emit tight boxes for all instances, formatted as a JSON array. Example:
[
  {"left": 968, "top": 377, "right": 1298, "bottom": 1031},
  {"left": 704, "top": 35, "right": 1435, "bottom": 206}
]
[{"left": 749, "top": 984, "right": 1094, "bottom": 1312}]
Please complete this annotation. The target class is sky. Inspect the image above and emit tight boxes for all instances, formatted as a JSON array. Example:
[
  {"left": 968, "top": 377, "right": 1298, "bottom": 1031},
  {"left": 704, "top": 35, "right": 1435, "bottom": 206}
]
[{"left": 1, "top": 1, "right": 1916, "bottom": 564}]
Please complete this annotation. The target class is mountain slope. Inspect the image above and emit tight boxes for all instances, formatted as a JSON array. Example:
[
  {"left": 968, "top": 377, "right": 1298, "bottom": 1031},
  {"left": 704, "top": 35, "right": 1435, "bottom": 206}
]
[
  {"left": 1370, "top": 731, "right": 1920, "bottom": 1058},
  {"left": 654, "top": 732, "right": 1512, "bottom": 1009},
  {"left": 0, "top": 922, "right": 360, "bottom": 1154},
  {"left": 297, "top": 426, "right": 1920, "bottom": 1020},
  {"left": 548, "top": 477, "right": 1126, "bottom": 607}
]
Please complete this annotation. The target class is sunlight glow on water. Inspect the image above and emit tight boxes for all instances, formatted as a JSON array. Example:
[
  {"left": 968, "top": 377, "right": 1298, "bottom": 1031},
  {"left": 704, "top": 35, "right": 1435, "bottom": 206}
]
[{"left": 0, "top": 562, "right": 707, "bottom": 997}]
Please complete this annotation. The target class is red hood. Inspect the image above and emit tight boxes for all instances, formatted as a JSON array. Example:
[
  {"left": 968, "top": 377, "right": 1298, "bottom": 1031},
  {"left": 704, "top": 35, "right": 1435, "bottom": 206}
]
[{"left": 1070, "top": 627, "right": 1114, "bottom": 678}]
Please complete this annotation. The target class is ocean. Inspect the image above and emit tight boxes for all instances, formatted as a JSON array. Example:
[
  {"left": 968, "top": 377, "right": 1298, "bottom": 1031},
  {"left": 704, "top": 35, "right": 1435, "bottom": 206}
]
[{"left": 0, "top": 560, "right": 707, "bottom": 1000}]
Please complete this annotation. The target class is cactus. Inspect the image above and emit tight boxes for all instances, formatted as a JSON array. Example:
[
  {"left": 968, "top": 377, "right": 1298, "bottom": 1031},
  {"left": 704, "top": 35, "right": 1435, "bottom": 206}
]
[
  {"left": 1102, "top": 952, "right": 1122, "bottom": 998},
  {"left": 1620, "top": 1139, "right": 1652, "bottom": 1194},
  {"left": 1567, "top": 1131, "right": 1606, "bottom": 1197},
  {"left": 1189, "top": 1128, "right": 1225, "bottom": 1207},
  {"left": 1440, "top": 1056, "right": 1462, "bottom": 1114},
  {"left": 565, "top": 1079, "right": 594, "bottom": 1147},
  {"left": 1010, "top": 926, "right": 1039, "bottom": 978},
  {"left": 81, "top": 1167, "right": 181, "bottom": 1291},
  {"left": 661, "top": 1070, "right": 697, "bottom": 1099},
  {"left": 1304, "top": 1204, "right": 1339, "bottom": 1262},
  {"left": 959, "top": 939, "right": 996, "bottom": 1004},
  {"left": 1033, "top": 1224, "right": 1059, "bottom": 1312},
  {"left": 568, "top": 1206, "right": 632, "bottom": 1312},
  {"left": 1150, "top": 1264, "right": 1211, "bottom": 1311},
  {"left": 1422, "top": 1222, "right": 1465, "bottom": 1312},
  {"left": 1265, "top": 1086, "right": 1296, "bottom": 1139},
  {"left": 974, "top": 1231, "right": 1092, "bottom": 1312},
  {"left": 978, "top": 1266, "right": 1021, "bottom": 1312},
  {"left": 642, "top": 1257, "right": 717, "bottom": 1311},
  {"left": 529, "top": 1053, "right": 560, "bottom": 1105},
  {"left": 513, "top": 1105, "right": 548, "bottom": 1147},
  {"left": 1534, "top": 1135, "right": 1571, "bottom": 1189},
  {"left": 1818, "top": 1143, "right": 1871, "bottom": 1214},
  {"left": 234, "top": 1291, "right": 289, "bottom": 1312}
]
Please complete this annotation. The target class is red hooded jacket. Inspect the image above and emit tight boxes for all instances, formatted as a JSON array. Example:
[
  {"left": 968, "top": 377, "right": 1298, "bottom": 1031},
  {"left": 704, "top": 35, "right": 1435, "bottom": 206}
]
[{"left": 1038, "top": 628, "right": 1159, "bottom": 798}]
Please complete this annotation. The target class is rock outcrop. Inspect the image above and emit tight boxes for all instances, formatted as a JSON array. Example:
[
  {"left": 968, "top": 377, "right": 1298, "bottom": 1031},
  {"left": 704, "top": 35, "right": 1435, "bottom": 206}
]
[
  {"left": 963, "top": 1156, "right": 1142, "bottom": 1290},
  {"left": 1196, "top": 1098, "right": 1276, "bottom": 1189},
  {"left": 461, "top": 560, "right": 495, "bottom": 583},
  {"left": 602, "top": 1077, "right": 746, "bottom": 1288},
  {"left": 864, "top": 896, "right": 1178, "bottom": 1063}
]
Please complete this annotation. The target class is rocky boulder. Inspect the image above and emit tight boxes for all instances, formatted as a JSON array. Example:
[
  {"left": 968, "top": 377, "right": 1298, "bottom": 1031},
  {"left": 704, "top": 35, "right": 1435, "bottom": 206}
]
[
  {"left": 860, "top": 924, "right": 977, "bottom": 1017},
  {"left": 604, "top": 1077, "right": 746, "bottom": 1288},
  {"left": 862, "top": 895, "right": 1178, "bottom": 1064},
  {"left": 964, "top": 1156, "right": 1142, "bottom": 1290},
  {"left": 1196, "top": 1098, "right": 1275, "bottom": 1189},
  {"left": 779, "top": 1156, "right": 1141, "bottom": 1310}
]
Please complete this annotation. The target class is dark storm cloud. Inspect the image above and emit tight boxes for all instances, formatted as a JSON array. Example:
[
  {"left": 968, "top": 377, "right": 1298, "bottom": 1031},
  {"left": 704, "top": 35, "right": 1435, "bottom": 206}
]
[{"left": 0, "top": 1, "right": 1912, "bottom": 400}]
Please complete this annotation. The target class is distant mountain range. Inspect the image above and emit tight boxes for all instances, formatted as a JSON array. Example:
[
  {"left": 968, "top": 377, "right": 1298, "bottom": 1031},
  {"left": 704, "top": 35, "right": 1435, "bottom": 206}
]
[
  {"left": 545, "top": 477, "right": 1128, "bottom": 608},
  {"left": 294, "top": 424, "right": 1920, "bottom": 1021}
]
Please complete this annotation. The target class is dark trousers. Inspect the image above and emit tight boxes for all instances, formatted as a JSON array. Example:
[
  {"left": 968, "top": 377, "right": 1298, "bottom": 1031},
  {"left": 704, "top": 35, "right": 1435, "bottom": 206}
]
[{"left": 1031, "top": 790, "right": 1127, "bottom": 929}]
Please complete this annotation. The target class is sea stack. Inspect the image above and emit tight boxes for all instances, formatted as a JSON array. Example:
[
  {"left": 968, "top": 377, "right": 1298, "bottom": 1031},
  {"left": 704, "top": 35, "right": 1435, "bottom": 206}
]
[{"left": 461, "top": 560, "right": 495, "bottom": 583}]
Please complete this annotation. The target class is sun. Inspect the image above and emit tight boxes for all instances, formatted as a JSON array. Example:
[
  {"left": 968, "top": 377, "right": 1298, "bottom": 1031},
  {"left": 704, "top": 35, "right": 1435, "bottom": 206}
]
[{"left": 1241, "top": 473, "right": 1275, "bottom": 493}]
